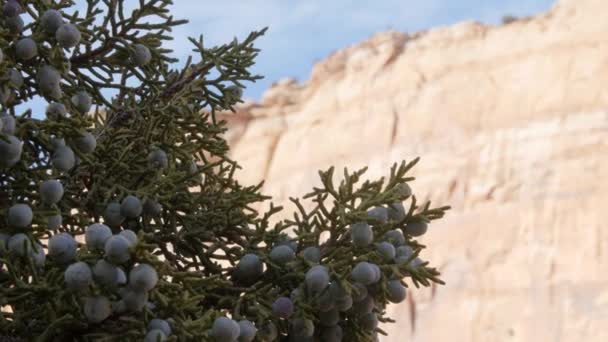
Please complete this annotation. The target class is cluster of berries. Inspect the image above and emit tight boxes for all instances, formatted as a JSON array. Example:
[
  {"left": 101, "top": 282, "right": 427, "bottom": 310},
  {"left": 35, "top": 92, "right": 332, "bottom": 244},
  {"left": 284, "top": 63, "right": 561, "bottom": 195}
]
[{"left": 221, "top": 182, "right": 429, "bottom": 341}]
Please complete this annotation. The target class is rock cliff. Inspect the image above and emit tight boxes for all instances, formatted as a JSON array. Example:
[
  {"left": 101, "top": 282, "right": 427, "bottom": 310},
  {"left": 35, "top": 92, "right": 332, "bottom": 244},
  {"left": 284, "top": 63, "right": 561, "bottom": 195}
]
[{"left": 219, "top": 0, "right": 608, "bottom": 340}]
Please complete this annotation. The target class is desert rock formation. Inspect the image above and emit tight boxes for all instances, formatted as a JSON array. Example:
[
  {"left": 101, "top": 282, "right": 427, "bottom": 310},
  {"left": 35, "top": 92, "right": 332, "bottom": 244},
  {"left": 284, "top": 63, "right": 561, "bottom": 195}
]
[{"left": 219, "top": 0, "right": 608, "bottom": 340}]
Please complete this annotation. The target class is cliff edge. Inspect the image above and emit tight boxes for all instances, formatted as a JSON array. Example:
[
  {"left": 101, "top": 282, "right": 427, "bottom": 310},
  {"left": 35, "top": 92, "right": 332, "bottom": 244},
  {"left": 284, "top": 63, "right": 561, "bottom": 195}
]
[{"left": 220, "top": 0, "right": 608, "bottom": 340}]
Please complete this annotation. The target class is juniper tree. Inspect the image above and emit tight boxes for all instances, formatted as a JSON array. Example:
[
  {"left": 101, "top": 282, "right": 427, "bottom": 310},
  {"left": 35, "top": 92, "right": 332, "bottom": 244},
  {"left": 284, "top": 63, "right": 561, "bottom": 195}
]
[{"left": 0, "top": 1, "right": 450, "bottom": 341}]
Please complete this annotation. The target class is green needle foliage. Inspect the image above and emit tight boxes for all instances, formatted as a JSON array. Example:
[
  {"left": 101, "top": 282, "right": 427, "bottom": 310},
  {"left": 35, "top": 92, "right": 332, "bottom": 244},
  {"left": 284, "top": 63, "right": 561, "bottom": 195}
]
[{"left": 0, "top": 1, "right": 450, "bottom": 341}]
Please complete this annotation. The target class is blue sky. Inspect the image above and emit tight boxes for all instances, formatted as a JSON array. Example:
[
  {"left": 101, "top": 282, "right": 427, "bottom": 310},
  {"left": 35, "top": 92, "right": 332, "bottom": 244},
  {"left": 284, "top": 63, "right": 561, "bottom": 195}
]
[
  {"left": 166, "top": 0, "right": 556, "bottom": 101},
  {"left": 20, "top": 0, "right": 556, "bottom": 116}
]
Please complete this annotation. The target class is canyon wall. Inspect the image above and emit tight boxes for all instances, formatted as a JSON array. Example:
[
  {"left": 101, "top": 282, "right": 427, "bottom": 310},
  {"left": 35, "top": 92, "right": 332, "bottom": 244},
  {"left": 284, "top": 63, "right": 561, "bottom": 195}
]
[{"left": 220, "top": 0, "right": 608, "bottom": 340}]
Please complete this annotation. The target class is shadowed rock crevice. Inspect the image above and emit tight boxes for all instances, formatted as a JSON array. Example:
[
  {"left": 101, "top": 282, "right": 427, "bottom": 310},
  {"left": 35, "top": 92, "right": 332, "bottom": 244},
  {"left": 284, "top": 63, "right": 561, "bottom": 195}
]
[
  {"left": 390, "top": 106, "right": 399, "bottom": 147},
  {"left": 263, "top": 127, "right": 284, "bottom": 186},
  {"left": 408, "top": 294, "right": 417, "bottom": 336}
]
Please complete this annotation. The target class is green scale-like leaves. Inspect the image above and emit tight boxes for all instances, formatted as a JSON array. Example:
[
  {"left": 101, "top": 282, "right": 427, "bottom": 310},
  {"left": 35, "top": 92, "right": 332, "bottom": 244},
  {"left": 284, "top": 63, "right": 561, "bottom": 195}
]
[{"left": 0, "top": 1, "right": 450, "bottom": 341}]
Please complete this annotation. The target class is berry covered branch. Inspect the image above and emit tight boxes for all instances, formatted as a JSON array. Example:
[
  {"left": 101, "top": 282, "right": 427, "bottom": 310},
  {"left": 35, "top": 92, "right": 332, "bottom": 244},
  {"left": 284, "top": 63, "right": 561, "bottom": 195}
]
[{"left": 0, "top": 1, "right": 450, "bottom": 341}]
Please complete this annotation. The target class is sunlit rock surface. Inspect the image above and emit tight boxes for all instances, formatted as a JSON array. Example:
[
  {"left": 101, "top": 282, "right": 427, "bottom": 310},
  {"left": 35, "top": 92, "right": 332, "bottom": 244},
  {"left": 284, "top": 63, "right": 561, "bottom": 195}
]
[{"left": 219, "top": 0, "right": 608, "bottom": 340}]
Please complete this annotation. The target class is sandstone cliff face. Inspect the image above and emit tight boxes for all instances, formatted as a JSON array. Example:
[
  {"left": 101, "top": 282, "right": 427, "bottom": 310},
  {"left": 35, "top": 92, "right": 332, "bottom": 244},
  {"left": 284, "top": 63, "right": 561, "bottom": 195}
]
[{"left": 220, "top": 0, "right": 608, "bottom": 340}]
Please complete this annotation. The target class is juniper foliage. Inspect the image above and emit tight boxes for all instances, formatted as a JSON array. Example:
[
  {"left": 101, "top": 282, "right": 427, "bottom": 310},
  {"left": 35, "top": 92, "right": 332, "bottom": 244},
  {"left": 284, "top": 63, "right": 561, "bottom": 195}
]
[{"left": 0, "top": 1, "right": 450, "bottom": 341}]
